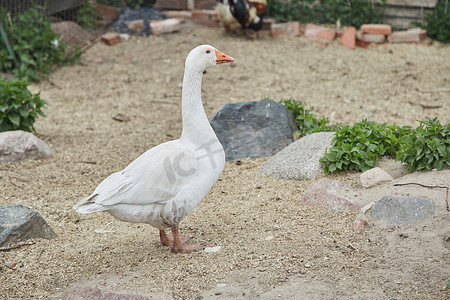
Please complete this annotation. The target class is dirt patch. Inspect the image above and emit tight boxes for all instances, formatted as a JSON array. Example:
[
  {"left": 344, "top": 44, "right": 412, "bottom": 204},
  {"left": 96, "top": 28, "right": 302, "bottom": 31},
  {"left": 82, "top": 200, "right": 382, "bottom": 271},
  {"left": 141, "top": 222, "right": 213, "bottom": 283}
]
[{"left": 0, "top": 21, "right": 449, "bottom": 299}]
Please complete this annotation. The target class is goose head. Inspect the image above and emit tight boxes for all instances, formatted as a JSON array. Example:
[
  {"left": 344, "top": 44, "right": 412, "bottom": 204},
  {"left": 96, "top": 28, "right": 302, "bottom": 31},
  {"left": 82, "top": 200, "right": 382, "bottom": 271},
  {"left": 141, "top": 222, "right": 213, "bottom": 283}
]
[{"left": 186, "top": 45, "right": 234, "bottom": 72}]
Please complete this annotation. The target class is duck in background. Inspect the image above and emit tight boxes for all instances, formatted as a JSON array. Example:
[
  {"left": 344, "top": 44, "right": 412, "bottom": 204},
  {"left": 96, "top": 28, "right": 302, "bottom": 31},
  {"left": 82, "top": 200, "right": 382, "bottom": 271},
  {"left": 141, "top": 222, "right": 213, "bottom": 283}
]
[{"left": 217, "top": 0, "right": 267, "bottom": 40}]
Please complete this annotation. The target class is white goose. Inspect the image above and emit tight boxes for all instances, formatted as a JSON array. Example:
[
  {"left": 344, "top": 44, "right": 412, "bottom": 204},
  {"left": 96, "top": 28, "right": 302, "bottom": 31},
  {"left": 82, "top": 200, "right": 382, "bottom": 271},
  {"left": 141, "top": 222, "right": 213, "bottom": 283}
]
[{"left": 74, "top": 45, "right": 234, "bottom": 253}]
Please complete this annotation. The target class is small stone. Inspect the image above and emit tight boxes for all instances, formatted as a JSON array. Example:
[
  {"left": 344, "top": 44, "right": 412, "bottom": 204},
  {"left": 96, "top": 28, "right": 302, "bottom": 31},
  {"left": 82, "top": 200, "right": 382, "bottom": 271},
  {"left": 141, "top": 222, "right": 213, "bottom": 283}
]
[
  {"left": 354, "top": 219, "right": 368, "bottom": 230},
  {"left": 100, "top": 32, "right": 121, "bottom": 46},
  {"left": 216, "top": 283, "right": 227, "bottom": 288},
  {"left": 0, "top": 205, "right": 57, "bottom": 246},
  {"left": 360, "top": 167, "right": 393, "bottom": 188},
  {"left": 149, "top": 18, "right": 181, "bottom": 35},
  {"left": 302, "top": 178, "right": 360, "bottom": 212},
  {"left": 370, "top": 196, "right": 435, "bottom": 225},
  {"left": 204, "top": 246, "right": 221, "bottom": 253},
  {"left": 0, "top": 131, "right": 52, "bottom": 163},
  {"left": 260, "top": 132, "right": 336, "bottom": 180}
]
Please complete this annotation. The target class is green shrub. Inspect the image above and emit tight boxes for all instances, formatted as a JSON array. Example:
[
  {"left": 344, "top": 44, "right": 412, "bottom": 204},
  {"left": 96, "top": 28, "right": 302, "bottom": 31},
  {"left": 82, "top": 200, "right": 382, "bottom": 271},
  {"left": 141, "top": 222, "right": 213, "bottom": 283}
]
[
  {"left": 268, "top": 0, "right": 318, "bottom": 23},
  {"left": 397, "top": 118, "right": 450, "bottom": 171},
  {"left": 320, "top": 120, "right": 408, "bottom": 174},
  {"left": 77, "top": 0, "right": 97, "bottom": 29},
  {"left": 318, "top": 0, "right": 387, "bottom": 28},
  {"left": 0, "top": 6, "right": 81, "bottom": 81},
  {"left": 278, "top": 98, "right": 334, "bottom": 137},
  {"left": 96, "top": 0, "right": 155, "bottom": 8},
  {"left": 267, "top": 0, "right": 386, "bottom": 27},
  {"left": 0, "top": 79, "right": 46, "bottom": 132},
  {"left": 416, "top": 0, "right": 450, "bottom": 43}
]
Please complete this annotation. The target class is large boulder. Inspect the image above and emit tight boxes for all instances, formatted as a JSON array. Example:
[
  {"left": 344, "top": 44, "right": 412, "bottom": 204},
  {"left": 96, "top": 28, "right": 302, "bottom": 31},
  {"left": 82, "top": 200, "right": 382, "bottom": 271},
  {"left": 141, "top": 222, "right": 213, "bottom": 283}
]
[
  {"left": 210, "top": 99, "right": 297, "bottom": 160},
  {"left": 260, "top": 132, "right": 335, "bottom": 180},
  {"left": 370, "top": 196, "right": 435, "bottom": 225},
  {"left": 0, "top": 205, "right": 57, "bottom": 246},
  {"left": 0, "top": 130, "right": 52, "bottom": 163}
]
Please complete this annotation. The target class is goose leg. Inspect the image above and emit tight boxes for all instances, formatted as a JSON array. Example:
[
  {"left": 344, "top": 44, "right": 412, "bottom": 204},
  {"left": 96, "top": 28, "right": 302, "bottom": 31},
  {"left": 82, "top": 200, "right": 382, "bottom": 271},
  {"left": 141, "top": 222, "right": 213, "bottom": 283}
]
[
  {"left": 171, "top": 226, "right": 204, "bottom": 253},
  {"left": 159, "top": 229, "right": 192, "bottom": 247}
]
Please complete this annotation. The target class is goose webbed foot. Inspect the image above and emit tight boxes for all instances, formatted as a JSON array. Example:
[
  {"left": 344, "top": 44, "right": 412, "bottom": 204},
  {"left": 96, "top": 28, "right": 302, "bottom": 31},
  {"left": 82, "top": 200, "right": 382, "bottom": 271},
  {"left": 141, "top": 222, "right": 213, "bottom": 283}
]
[
  {"left": 166, "top": 226, "right": 204, "bottom": 253},
  {"left": 159, "top": 229, "right": 192, "bottom": 247}
]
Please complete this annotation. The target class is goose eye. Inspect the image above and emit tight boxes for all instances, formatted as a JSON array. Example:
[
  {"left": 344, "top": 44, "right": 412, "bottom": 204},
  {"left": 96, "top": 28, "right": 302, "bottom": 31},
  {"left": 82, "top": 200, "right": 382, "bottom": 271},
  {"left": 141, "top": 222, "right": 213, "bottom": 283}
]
[{"left": 205, "top": 50, "right": 211, "bottom": 54}]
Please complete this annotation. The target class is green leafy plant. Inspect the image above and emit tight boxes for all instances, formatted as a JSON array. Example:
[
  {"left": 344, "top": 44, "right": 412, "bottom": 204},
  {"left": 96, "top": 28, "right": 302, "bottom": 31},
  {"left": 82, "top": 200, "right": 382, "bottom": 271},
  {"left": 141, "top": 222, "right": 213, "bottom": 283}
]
[
  {"left": 318, "top": 0, "right": 387, "bottom": 28},
  {"left": 0, "top": 6, "right": 81, "bottom": 81},
  {"left": 77, "top": 0, "right": 97, "bottom": 29},
  {"left": 415, "top": 0, "right": 450, "bottom": 43},
  {"left": 268, "top": 0, "right": 386, "bottom": 27},
  {"left": 0, "top": 79, "right": 46, "bottom": 132},
  {"left": 397, "top": 118, "right": 449, "bottom": 171},
  {"left": 320, "top": 120, "right": 411, "bottom": 174},
  {"left": 268, "top": 0, "right": 318, "bottom": 23},
  {"left": 278, "top": 98, "right": 334, "bottom": 137},
  {"left": 96, "top": 0, "right": 155, "bottom": 8}
]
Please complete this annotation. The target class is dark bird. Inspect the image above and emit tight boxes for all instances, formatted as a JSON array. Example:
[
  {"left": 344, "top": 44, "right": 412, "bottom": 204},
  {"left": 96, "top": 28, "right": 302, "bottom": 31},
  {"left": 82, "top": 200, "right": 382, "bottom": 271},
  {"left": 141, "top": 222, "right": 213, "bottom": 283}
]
[{"left": 218, "top": 0, "right": 267, "bottom": 39}]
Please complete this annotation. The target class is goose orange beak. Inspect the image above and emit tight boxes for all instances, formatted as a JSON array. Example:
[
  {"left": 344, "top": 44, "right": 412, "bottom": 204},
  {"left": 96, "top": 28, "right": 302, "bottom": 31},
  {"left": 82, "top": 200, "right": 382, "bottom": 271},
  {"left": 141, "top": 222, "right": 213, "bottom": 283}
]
[{"left": 214, "top": 49, "right": 234, "bottom": 64}]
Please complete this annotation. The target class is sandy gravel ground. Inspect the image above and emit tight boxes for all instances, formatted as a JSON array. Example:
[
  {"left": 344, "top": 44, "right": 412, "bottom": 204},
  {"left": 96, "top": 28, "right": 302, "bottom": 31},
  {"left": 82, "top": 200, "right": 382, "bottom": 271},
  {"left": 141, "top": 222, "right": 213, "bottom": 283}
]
[{"left": 0, "top": 21, "right": 449, "bottom": 299}]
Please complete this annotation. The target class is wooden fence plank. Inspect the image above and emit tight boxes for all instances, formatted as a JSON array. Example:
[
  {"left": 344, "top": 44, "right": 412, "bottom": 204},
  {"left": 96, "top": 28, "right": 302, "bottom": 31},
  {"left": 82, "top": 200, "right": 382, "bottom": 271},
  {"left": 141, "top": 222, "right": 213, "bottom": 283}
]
[{"left": 386, "top": 0, "right": 438, "bottom": 8}]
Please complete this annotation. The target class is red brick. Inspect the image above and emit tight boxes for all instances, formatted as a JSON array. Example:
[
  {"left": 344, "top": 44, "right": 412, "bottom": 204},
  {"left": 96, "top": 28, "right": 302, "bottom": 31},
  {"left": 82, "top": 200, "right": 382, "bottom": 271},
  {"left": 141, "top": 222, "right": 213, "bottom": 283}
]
[
  {"left": 100, "top": 32, "right": 121, "bottom": 46},
  {"left": 149, "top": 18, "right": 181, "bottom": 35},
  {"left": 262, "top": 18, "right": 275, "bottom": 30},
  {"left": 335, "top": 30, "right": 344, "bottom": 38},
  {"left": 270, "top": 21, "right": 301, "bottom": 37},
  {"left": 162, "top": 10, "right": 191, "bottom": 20},
  {"left": 356, "top": 32, "right": 385, "bottom": 44},
  {"left": 360, "top": 24, "right": 391, "bottom": 35},
  {"left": 355, "top": 39, "right": 370, "bottom": 49},
  {"left": 340, "top": 26, "right": 356, "bottom": 49},
  {"left": 94, "top": 2, "right": 119, "bottom": 20},
  {"left": 154, "top": 0, "right": 188, "bottom": 10},
  {"left": 192, "top": 10, "right": 220, "bottom": 28},
  {"left": 125, "top": 20, "right": 145, "bottom": 33},
  {"left": 388, "top": 28, "right": 427, "bottom": 43},
  {"left": 304, "top": 23, "right": 336, "bottom": 41}
]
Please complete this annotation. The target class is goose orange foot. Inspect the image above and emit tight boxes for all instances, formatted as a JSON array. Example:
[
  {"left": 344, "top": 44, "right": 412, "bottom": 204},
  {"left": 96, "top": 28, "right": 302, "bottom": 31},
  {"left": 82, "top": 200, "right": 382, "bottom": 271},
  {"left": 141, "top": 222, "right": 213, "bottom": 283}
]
[{"left": 159, "top": 227, "right": 204, "bottom": 253}]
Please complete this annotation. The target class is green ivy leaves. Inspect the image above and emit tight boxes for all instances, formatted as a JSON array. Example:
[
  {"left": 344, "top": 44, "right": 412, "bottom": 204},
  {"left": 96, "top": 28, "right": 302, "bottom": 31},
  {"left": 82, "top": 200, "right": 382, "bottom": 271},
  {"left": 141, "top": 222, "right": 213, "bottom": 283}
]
[
  {"left": 0, "top": 6, "right": 81, "bottom": 82},
  {"left": 397, "top": 119, "right": 450, "bottom": 171},
  {"left": 279, "top": 98, "right": 449, "bottom": 173},
  {"left": 0, "top": 79, "right": 46, "bottom": 132},
  {"left": 277, "top": 98, "right": 333, "bottom": 137}
]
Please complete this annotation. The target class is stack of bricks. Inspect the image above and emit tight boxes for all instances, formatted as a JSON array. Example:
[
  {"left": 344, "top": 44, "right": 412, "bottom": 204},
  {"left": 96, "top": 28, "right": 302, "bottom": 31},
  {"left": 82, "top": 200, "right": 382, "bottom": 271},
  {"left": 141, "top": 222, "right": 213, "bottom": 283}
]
[{"left": 356, "top": 24, "right": 392, "bottom": 48}]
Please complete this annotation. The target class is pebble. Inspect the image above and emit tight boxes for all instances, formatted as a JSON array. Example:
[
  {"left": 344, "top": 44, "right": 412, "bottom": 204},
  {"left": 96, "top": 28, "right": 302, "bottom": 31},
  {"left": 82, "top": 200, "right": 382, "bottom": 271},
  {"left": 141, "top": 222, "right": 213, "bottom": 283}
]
[{"left": 204, "top": 246, "right": 221, "bottom": 253}]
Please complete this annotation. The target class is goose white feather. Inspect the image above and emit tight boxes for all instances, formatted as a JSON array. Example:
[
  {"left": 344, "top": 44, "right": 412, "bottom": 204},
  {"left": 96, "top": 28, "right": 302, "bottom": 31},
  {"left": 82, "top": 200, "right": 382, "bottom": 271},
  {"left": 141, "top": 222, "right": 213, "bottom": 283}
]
[{"left": 74, "top": 45, "right": 234, "bottom": 253}]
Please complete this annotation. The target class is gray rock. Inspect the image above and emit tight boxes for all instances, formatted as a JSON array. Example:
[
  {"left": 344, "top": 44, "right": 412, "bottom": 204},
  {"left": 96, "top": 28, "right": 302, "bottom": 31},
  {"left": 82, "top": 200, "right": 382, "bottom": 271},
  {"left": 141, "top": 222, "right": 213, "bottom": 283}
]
[
  {"left": 360, "top": 167, "right": 393, "bottom": 188},
  {"left": 0, "top": 205, "right": 57, "bottom": 246},
  {"left": 302, "top": 178, "right": 360, "bottom": 212},
  {"left": 210, "top": 99, "right": 297, "bottom": 160},
  {"left": 0, "top": 130, "right": 52, "bottom": 163},
  {"left": 370, "top": 196, "right": 435, "bottom": 225},
  {"left": 64, "top": 284, "right": 149, "bottom": 300},
  {"left": 260, "top": 132, "right": 335, "bottom": 180}
]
